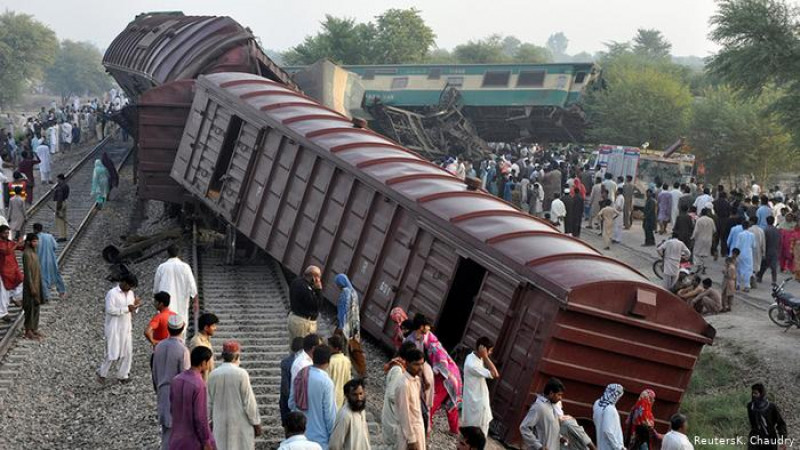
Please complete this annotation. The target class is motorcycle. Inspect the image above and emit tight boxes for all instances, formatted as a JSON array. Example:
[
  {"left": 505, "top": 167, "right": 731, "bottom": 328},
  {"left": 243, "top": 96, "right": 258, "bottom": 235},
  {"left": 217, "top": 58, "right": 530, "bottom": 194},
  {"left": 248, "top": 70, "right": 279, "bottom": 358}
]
[
  {"left": 768, "top": 278, "right": 800, "bottom": 331},
  {"left": 652, "top": 257, "right": 704, "bottom": 291}
]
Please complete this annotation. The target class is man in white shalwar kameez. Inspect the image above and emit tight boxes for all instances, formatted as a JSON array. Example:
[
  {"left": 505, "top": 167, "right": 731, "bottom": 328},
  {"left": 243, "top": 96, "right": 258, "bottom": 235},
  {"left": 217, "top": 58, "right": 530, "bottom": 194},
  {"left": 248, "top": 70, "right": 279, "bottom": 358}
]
[
  {"left": 657, "top": 233, "right": 691, "bottom": 291},
  {"left": 47, "top": 124, "right": 59, "bottom": 154},
  {"left": 35, "top": 142, "right": 52, "bottom": 184},
  {"left": 97, "top": 275, "right": 141, "bottom": 382},
  {"left": 208, "top": 340, "right": 262, "bottom": 450},
  {"left": 153, "top": 245, "right": 198, "bottom": 336},
  {"left": 330, "top": 379, "right": 371, "bottom": 450},
  {"left": 461, "top": 337, "right": 500, "bottom": 438},
  {"left": 396, "top": 349, "right": 426, "bottom": 450}
]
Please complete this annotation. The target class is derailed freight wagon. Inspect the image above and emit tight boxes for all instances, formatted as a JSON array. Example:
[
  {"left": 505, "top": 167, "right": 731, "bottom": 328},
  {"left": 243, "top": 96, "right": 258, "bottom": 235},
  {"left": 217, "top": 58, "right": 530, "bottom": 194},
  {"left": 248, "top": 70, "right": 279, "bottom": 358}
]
[
  {"left": 102, "top": 12, "right": 298, "bottom": 204},
  {"left": 170, "top": 72, "right": 715, "bottom": 444}
]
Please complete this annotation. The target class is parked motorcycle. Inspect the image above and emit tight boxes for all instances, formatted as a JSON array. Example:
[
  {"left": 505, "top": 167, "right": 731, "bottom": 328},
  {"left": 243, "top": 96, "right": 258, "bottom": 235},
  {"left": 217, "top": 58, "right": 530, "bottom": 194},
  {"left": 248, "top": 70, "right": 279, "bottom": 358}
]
[
  {"left": 768, "top": 278, "right": 800, "bottom": 331},
  {"left": 653, "top": 257, "right": 704, "bottom": 292}
]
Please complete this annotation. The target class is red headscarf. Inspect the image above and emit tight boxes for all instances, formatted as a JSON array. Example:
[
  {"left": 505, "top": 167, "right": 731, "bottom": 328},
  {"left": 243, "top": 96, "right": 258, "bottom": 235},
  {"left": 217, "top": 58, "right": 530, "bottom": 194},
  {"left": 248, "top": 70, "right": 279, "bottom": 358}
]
[{"left": 630, "top": 389, "right": 656, "bottom": 427}]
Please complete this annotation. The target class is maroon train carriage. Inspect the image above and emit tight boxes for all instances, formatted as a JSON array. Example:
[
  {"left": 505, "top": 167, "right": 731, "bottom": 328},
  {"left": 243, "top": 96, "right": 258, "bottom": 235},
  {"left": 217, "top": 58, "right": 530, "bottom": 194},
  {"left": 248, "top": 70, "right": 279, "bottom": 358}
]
[
  {"left": 169, "top": 72, "right": 716, "bottom": 445},
  {"left": 102, "top": 12, "right": 298, "bottom": 204}
]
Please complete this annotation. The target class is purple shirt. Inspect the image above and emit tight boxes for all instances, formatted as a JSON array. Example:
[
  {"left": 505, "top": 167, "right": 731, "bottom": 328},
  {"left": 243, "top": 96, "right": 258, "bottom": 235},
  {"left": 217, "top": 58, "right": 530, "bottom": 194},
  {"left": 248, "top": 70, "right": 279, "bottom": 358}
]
[
  {"left": 169, "top": 369, "right": 216, "bottom": 449},
  {"left": 657, "top": 191, "right": 672, "bottom": 222}
]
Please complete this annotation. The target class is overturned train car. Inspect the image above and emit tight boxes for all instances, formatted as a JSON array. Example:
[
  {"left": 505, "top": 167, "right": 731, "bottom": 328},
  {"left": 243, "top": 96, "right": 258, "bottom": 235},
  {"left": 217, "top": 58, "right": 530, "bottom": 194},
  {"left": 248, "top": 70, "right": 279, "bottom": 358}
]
[
  {"left": 102, "top": 12, "right": 298, "bottom": 204},
  {"left": 170, "top": 72, "right": 715, "bottom": 444}
]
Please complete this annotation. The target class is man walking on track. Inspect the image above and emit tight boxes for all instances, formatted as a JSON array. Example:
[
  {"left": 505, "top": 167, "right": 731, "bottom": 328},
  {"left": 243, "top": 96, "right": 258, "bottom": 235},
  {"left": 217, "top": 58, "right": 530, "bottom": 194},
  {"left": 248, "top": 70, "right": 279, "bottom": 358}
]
[
  {"left": 288, "top": 265, "right": 323, "bottom": 343},
  {"left": 53, "top": 174, "right": 70, "bottom": 242},
  {"left": 169, "top": 346, "right": 216, "bottom": 450},
  {"left": 33, "top": 223, "right": 66, "bottom": 302},
  {"left": 151, "top": 315, "right": 190, "bottom": 450},
  {"left": 207, "top": 340, "right": 263, "bottom": 450},
  {"left": 97, "top": 274, "right": 141, "bottom": 383},
  {"left": 22, "top": 233, "right": 42, "bottom": 340},
  {"left": 153, "top": 244, "right": 198, "bottom": 337}
]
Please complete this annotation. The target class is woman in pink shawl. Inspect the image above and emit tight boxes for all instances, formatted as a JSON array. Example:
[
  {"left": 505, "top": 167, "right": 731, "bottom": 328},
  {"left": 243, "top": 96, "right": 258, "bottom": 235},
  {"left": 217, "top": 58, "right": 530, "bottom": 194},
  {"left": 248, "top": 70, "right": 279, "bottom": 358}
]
[{"left": 404, "top": 313, "right": 463, "bottom": 434}]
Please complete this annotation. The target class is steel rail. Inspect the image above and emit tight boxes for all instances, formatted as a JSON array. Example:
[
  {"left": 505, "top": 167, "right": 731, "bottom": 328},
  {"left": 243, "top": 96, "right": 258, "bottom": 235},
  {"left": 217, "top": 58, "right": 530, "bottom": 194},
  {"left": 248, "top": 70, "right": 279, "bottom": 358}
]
[{"left": 0, "top": 139, "right": 134, "bottom": 360}]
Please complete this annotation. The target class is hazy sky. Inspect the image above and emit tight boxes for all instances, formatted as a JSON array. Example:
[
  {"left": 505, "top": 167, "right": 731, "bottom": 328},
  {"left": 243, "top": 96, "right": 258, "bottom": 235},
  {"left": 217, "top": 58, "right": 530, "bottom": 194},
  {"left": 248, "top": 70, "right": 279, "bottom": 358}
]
[{"left": 1, "top": 0, "right": 721, "bottom": 56}]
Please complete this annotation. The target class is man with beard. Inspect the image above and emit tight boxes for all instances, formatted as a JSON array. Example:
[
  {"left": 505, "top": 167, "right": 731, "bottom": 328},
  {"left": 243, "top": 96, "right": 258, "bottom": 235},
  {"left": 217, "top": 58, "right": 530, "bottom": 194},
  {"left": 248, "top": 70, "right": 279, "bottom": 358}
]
[
  {"left": 747, "top": 383, "right": 786, "bottom": 450},
  {"left": 207, "top": 340, "right": 262, "bottom": 450},
  {"left": 330, "top": 378, "right": 371, "bottom": 450},
  {"left": 396, "top": 348, "right": 426, "bottom": 450}
]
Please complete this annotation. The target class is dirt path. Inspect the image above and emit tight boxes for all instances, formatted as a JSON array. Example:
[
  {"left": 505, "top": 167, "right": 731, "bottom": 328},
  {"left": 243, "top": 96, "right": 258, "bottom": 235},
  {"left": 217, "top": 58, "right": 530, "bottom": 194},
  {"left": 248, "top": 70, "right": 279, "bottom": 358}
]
[{"left": 577, "top": 221, "right": 800, "bottom": 430}]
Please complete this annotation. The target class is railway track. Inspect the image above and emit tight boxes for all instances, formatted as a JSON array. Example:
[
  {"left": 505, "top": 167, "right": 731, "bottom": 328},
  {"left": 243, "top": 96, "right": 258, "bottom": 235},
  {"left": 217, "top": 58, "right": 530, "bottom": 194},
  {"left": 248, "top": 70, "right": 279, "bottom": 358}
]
[
  {"left": 0, "top": 136, "right": 133, "bottom": 360},
  {"left": 195, "top": 248, "right": 383, "bottom": 449}
]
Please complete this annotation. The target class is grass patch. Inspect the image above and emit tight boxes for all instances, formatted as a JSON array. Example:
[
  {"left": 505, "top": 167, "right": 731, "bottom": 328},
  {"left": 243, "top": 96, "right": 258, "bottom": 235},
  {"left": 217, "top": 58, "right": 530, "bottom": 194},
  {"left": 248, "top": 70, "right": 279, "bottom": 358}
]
[{"left": 681, "top": 349, "right": 750, "bottom": 449}]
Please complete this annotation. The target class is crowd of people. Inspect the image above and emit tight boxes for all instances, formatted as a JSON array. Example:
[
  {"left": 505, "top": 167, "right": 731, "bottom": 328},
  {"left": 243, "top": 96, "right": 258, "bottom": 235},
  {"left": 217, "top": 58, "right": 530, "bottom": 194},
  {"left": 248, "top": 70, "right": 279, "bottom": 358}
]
[{"left": 436, "top": 146, "right": 800, "bottom": 316}]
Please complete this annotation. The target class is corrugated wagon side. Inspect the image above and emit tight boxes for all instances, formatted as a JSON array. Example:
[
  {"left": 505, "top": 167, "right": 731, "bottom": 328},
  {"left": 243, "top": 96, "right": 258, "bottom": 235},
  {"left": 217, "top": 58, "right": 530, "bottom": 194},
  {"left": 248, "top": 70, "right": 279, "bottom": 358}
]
[{"left": 170, "top": 72, "right": 715, "bottom": 445}]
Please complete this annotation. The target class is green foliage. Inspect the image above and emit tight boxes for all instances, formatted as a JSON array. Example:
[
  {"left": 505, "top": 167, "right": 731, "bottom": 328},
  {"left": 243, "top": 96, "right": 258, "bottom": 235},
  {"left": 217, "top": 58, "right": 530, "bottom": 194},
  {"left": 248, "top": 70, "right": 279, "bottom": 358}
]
[
  {"left": 283, "top": 15, "right": 377, "bottom": 65},
  {"left": 682, "top": 350, "right": 751, "bottom": 450},
  {"left": 632, "top": 28, "right": 672, "bottom": 60},
  {"left": 453, "top": 34, "right": 510, "bottom": 64},
  {"left": 45, "top": 40, "right": 111, "bottom": 102},
  {"left": 583, "top": 62, "right": 692, "bottom": 149},
  {"left": 0, "top": 11, "right": 57, "bottom": 107},
  {"left": 546, "top": 32, "right": 569, "bottom": 59},
  {"left": 688, "top": 86, "right": 798, "bottom": 183},
  {"left": 513, "top": 43, "right": 553, "bottom": 64},
  {"left": 425, "top": 48, "right": 457, "bottom": 64},
  {"left": 373, "top": 8, "right": 436, "bottom": 64},
  {"left": 708, "top": 0, "right": 800, "bottom": 147},
  {"left": 283, "top": 8, "right": 434, "bottom": 65}
]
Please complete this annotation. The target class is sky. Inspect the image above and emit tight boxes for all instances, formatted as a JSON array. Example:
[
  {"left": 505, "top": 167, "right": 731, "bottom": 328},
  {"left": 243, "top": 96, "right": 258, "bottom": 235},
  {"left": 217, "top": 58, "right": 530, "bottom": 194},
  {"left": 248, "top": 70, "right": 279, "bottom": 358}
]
[{"left": 0, "top": 0, "right": 721, "bottom": 57}]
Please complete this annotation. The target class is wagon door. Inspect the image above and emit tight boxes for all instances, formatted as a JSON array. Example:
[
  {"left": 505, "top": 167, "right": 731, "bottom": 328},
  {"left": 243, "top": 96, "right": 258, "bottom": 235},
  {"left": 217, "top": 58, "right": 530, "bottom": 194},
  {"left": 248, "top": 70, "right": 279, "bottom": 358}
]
[
  {"left": 361, "top": 208, "right": 418, "bottom": 338},
  {"left": 205, "top": 118, "right": 260, "bottom": 221},
  {"left": 490, "top": 286, "right": 558, "bottom": 442}
]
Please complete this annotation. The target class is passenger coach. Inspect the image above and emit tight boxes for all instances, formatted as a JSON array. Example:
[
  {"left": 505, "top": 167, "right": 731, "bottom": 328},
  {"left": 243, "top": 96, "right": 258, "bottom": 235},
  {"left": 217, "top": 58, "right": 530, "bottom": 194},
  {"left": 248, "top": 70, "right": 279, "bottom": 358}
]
[{"left": 170, "top": 72, "right": 714, "bottom": 444}]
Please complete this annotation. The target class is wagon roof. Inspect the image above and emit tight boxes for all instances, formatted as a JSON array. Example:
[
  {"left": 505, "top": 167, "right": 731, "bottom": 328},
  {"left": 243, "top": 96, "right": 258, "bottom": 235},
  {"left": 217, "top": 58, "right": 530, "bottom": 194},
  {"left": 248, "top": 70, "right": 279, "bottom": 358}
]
[
  {"left": 103, "top": 12, "right": 296, "bottom": 95},
  {"left": 199, "top": 72, "right": 714, "bottom": 342}
]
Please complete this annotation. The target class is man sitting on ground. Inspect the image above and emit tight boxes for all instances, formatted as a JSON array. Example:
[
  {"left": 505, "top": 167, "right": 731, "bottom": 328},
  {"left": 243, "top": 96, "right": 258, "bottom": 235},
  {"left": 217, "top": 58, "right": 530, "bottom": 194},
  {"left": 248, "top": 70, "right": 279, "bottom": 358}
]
[{"left": 689, "top": 278, "right": 723, "bottom": 316}]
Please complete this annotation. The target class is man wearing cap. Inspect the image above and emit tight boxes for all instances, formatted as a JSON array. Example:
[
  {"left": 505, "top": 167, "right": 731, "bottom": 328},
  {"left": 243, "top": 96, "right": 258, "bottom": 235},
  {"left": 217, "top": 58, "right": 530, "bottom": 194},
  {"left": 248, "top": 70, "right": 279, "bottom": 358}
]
[
  {"left": 208, "top": 340, "right": 262, "bottom": 450},
  {"left": 151, "top": 315, "right": 190, "bottom": 450},
  {"left": 97, "top": 274, "right": 141, "bottom": 383},
  {"left": 288, "top": 265, "right": 323, "bottom": 343}
]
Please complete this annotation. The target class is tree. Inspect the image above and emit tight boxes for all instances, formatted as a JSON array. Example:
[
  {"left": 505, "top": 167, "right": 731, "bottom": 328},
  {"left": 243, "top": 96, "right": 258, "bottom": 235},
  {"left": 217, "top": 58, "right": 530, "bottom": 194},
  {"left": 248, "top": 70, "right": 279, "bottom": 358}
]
[
  {"left": 282, "top": 15, "right": 377, "bottom": 65},
  {"left": 45, "top": 40, "right": 111, "bottom": 104},
  {"left": 453, "top": 35, "right": 510, "bottom": 63},
  {"left": 425, "top": 48, "right": 457, "bottom": 64},
  {"left": 501, "top": 35, "right": 521, "bottom": 57},
  {"left": 583, "top": 65, "right": 692, "bottom": 149},
  {"left": 571, "top": 51, "right": 593, "bottom": 62},
  {"left": 707, "top": 0, "right": 800, "bottom": 146},
  {"left": 546, "top": 32, "right": 569, "bottom": 59},
  {"left": 513, "top": 43, "right": 553, "bottom": 63},
  {"left": 632, "top": 28, "right": 672, "bottom": 60},
  {"left": 283, "top": 8, "right": 435, "bottom": 65},
  {"left": 688, "top": 86, "right": 798, "bottom": 184},
  {"left": 373, "top": 8, "right": 435, "bottom": 64},
  {"left": 0, "top": 11, "right": 57, "bottom": 107}
]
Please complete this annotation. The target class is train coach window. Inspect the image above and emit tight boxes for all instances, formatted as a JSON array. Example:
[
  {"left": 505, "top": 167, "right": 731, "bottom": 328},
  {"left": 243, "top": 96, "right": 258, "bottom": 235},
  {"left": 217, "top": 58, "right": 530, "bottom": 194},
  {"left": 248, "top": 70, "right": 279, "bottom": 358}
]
[
  {"left": 574, "top": 71, "right": 587, "bottom": 83},
  {"left": 517, "top": 70, "right": 546, "bottom": 87},
  {"left": 482, "top": 71, "right": 511, "bottom": 87},
  {"left": 391, "top": 77, "right": 409, "bottom": 89},
  {"left": 207, "top": 115, "right": 243, "bottom": 198},
  {"left": 428, "top": 68, "right": 442, "bottom": 80},
  {"left": 361, "top": 69, "right": 375, "bottom": 80},
  {"left": 446, "top": 76, "right": 464, "bottom": 87}
]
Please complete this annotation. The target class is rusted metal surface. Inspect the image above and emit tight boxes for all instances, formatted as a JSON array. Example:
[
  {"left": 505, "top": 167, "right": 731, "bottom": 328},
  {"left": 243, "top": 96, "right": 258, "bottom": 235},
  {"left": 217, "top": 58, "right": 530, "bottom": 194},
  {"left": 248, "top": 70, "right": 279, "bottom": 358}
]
[
  {"left": 103, "top": 12, "right": 299, "bottom": 204},
  {"left": 170, "top": 72, "right": 715, "bottom": 445},
  {"left": 103, "top": 12, "right": 297, "bottom": 100}
]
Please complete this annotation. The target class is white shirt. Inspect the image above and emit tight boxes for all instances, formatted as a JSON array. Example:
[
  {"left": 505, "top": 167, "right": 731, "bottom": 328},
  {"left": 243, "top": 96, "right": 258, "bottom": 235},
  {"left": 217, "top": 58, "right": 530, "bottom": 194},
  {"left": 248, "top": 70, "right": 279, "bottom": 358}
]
[
  {"left": 290, "top": 350, "right": 313, "bottom": 385},
  {"left": 103, "top": 286, "right": 135, "bottom": 361},
  {"left": 693, "top": 194, "right": 713, "bottom": 213},
  {"left": 593, "top": 401, "right": 624, "bottom": 450},
  {"left": 278, "top": 435, "right": 323, "bottom": 450},
  {"left": 153, "top": 257, "right": 198, "bottom": 327},
  {"left": 661, "top": 430, "right": 694, "bottom": 450},
  {"left": 207, "top": 363, "right": 261, "bottom": 450},
  {"left": 36, "top": 144, "right": 51, "bottom": 174},
  {"left": 461, "top": 353, "right": 493, "bottom": 436},
  {"left": 657, "top": 238, "right": 691, "bottom": 277}
]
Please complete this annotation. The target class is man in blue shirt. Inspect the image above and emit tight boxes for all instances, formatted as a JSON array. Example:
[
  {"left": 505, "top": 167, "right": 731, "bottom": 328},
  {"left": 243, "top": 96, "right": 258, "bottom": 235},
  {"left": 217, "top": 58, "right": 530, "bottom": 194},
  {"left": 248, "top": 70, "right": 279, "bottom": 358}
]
[
  {"left": 756, "top": 195, "right": 773, "bottom": 229},
  {"left": 289, "top": 345, "right": 337, "bottom": 449}
]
